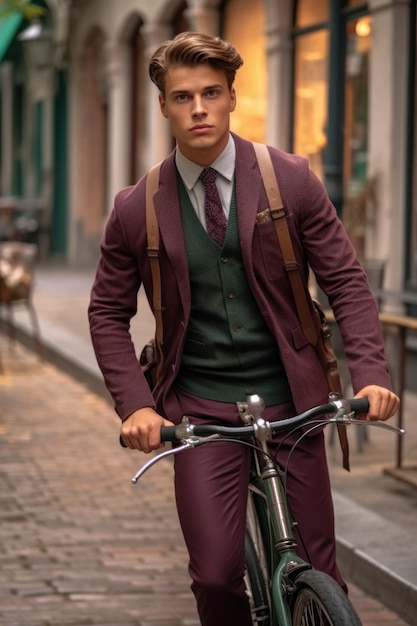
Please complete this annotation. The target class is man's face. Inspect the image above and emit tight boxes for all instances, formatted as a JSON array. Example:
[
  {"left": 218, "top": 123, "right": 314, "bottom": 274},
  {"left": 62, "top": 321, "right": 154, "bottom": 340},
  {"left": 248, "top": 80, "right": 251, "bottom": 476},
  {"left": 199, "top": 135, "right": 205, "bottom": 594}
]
[{"left": 159, "top": 63, "right": 236, "bottom": 165}]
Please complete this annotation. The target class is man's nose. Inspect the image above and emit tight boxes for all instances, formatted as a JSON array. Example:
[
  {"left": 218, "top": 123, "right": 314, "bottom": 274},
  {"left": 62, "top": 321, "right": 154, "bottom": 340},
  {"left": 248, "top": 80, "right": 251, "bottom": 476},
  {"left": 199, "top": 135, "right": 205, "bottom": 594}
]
[{"left": 192, "top": 96, "right": 206, "bottom": 117}]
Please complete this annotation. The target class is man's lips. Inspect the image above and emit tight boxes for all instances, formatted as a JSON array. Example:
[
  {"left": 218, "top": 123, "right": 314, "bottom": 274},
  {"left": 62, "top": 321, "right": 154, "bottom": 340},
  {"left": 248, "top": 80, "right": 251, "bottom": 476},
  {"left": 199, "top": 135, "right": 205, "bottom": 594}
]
[{"left": 190, "top": 124, "right": 213, "bottom": 133}]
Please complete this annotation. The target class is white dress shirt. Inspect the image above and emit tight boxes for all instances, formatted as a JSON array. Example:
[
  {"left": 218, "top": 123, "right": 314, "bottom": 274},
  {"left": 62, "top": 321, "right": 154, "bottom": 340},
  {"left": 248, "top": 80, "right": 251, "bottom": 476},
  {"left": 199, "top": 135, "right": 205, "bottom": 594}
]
[{"left": 175, "top": 134, "right": 236, "bottom": 230}]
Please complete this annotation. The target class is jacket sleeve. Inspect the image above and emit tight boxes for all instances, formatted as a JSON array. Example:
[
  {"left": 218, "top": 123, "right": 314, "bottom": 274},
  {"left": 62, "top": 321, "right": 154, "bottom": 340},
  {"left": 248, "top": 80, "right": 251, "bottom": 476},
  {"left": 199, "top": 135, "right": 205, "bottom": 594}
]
[
  {"left": 279, "top": 158, "right": 391, "bottom": 394},
  {"left": 88, "top": 185, "right": 157, "bottom": 420}
]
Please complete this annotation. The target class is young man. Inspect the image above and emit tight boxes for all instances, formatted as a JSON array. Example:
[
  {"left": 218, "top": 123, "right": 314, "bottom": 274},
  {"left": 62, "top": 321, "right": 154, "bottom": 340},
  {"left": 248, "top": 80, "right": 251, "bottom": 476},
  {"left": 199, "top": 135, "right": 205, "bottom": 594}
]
[{"left": 89, "top": 31, "right": 399, "bottom": 626}]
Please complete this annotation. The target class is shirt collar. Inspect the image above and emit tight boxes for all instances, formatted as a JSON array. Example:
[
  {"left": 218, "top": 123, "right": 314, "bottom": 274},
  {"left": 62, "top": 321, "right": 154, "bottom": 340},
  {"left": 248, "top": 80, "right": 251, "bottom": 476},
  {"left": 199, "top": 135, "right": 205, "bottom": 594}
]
[{"left": 175, "top": 134, "right": 236, "bottom": 190}]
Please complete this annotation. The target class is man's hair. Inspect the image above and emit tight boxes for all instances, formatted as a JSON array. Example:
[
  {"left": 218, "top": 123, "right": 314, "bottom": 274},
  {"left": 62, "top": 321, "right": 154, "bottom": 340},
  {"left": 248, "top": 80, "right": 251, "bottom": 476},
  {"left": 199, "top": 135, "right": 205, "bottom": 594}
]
[{"left": 149, "top": 31, "right": 243, "bottom": 95}]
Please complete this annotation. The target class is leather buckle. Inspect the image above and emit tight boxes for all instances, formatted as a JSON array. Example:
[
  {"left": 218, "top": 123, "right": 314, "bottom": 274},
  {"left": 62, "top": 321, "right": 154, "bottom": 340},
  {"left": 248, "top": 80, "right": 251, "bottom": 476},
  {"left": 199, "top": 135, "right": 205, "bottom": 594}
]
[{"left": 270, "top": 207, "right": 285, "bottom": 220}]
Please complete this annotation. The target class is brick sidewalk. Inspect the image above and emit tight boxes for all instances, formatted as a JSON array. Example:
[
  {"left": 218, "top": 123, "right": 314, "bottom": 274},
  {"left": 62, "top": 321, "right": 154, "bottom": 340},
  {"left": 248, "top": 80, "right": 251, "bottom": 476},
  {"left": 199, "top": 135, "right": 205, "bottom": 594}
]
[
  {"left": 0, "top": 337, "right": 410, "bottom": 625},
  {"left": 0, "top": 339, "right": 199, "bottom": 626}
]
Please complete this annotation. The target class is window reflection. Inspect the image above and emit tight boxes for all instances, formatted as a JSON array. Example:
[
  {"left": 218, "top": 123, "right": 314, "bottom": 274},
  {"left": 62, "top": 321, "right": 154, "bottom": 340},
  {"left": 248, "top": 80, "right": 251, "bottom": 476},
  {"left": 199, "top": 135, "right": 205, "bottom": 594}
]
[
  {"left": 293, "top": 30, "right": 329, "bottom": 179},
  {"left": 296, "top": 0, "right": 329, "bottom": 28},
  {"left": 223, "top": 0, "right": 267, "bottom": 142},
  {"left": 343, "top": 16, "right": 372, "bottom": 256}
]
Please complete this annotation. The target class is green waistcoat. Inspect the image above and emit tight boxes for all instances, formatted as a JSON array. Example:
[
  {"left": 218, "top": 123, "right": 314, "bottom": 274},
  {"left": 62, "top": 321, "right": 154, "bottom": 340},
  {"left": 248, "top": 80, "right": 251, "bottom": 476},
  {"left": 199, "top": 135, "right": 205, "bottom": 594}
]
[{"left": 174, "top": 175, "right": 292, "bottom": 406}]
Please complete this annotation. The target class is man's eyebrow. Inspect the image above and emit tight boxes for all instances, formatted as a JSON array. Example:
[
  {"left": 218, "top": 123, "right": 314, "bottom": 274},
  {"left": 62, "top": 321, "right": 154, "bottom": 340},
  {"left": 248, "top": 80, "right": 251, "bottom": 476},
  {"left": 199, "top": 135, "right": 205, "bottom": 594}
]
[
  {"left": 203, "top": 83, "right": 224, "bottom": 90},
  {"left": 170, "top": 83, "right": 225, "bottom": 96},
  {"left": 170, "top": 88, "right": 191, "bottom": 95}
]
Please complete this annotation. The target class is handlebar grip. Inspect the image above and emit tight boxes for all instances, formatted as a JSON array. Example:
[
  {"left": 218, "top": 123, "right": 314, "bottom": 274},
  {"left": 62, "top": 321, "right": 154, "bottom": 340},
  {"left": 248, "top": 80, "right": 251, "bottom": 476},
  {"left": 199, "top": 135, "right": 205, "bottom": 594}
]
[
  {"left": 160, "top": 426, "right": 179, "bottom": 441},
  {"left": 348, "top": 398, "right": 369, "bottom": 415},
  {"left": 119, "top": 429, "right": 178, "bottom": 446}
]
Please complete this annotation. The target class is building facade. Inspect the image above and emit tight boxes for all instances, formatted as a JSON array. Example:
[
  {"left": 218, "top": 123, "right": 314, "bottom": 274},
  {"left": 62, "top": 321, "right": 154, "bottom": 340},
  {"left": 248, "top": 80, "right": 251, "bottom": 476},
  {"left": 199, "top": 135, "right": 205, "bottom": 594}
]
[{"left": 0, "top": 0, "right": 416, "bottom": 309}]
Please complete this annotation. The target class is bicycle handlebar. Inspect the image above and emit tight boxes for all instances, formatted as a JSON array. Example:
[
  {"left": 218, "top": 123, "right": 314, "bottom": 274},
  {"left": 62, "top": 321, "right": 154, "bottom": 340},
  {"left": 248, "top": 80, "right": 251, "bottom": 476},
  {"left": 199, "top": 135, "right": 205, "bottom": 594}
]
[
  {"left": 158, "top": 397, "right": 370, "bottom": 442},
  {"left": 126, "top": 397, "right": 405, "bottom": 484}
]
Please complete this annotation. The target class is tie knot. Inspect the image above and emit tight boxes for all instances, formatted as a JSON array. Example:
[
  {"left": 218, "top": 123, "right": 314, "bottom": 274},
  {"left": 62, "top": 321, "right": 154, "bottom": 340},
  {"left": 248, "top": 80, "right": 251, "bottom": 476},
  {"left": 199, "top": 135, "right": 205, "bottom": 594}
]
[{"left": 199, "top": 167, "right": 217, "bottom": 186}]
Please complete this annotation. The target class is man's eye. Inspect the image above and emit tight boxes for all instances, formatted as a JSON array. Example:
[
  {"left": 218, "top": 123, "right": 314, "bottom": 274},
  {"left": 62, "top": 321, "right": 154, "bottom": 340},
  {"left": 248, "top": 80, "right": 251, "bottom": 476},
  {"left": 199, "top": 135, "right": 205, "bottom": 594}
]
[
  {"left": 175, "top": 94, "right": 189, "bottom": 102},
  {"left": 206, "top": 89, "right": 219, "bottom": 98}
]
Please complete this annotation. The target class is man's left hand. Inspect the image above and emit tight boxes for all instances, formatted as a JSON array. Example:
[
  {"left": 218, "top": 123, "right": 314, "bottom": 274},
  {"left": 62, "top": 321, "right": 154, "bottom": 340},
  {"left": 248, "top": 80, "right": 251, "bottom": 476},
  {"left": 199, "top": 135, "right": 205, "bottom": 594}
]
[{"left": 355, "top": 385, "right": 400, "bottom": 421}]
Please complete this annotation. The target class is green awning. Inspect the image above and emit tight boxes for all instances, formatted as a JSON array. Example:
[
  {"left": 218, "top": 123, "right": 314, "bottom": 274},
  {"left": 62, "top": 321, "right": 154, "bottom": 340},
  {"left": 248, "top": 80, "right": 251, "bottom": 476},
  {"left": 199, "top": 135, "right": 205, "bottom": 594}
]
[{"left": 0, "top": 12, "right": 24, "bottom": 63}]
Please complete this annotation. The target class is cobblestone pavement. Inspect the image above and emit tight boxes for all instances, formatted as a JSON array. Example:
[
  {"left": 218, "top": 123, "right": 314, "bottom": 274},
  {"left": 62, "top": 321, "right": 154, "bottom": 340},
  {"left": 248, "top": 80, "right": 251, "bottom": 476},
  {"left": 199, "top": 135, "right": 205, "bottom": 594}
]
[{"left": 0, "top": 337, "right": 411, "bottom": 625}]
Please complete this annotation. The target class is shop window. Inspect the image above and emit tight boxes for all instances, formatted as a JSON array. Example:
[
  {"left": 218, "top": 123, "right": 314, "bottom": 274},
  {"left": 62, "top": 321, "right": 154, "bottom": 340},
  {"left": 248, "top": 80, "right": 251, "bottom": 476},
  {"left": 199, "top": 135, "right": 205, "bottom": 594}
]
[
  {"left": 342, "top": 16, "right": 372, "bottom": 257},
  {"left": 293, "top": 30, "right": 329, "bottom": 179},
  {"left": 222, "top": 0, "right": 266, "bottom": 142}
]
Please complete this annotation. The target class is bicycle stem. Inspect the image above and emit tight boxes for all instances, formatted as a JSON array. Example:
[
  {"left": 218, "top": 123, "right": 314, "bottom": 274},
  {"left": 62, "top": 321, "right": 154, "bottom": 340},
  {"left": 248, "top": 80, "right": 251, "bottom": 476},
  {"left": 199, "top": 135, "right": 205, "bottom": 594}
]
[
  {"left": 237, "top": 396, "right": 305, "bottom": 558},
  {"left": 257, "top": 443, "right": 297, "bottom": 551}
]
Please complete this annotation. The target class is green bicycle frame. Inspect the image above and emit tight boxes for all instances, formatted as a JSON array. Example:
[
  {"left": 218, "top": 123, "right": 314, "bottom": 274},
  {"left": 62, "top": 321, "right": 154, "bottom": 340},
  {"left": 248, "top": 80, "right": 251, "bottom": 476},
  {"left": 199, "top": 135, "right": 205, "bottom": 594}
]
[{"left": 254, "top": 445, "right": 311, "bottom": 626}]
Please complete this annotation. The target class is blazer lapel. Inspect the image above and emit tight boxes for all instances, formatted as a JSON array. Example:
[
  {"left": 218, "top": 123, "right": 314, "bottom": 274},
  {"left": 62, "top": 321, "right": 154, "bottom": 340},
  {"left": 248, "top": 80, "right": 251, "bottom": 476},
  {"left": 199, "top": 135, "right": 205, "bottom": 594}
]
[
  {"left": 233, "top": 135, "right": 265, "bottom": 255},
  {"left": 153, "top": 153, "right": 191, "bottom": 314}
]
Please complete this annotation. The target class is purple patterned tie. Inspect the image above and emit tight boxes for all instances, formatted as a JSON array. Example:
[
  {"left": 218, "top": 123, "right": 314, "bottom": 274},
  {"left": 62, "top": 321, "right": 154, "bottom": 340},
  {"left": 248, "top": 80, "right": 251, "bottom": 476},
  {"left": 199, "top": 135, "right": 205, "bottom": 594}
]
[{"left": 199, "top": 167, "right": 227, "bottom": 247}]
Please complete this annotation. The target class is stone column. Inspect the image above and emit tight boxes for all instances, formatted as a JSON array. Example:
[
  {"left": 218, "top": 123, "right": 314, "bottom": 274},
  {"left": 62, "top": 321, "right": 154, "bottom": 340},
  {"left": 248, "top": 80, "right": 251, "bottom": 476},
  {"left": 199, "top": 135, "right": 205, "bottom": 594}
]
[
  {"left": 47, "top": 0, "right": 71, "bottom": 69},
  {"left": 141, "top": 23, "right": 172, "bottom": 169},
  {"left": 263, "top": 0, "right": 293, "bottom": 150},
  {"left": 183, "top": 2, "right": 219, "bottom": 34},
  {"left": 104, "top": 39, "right": 130, "bottom": 215}
]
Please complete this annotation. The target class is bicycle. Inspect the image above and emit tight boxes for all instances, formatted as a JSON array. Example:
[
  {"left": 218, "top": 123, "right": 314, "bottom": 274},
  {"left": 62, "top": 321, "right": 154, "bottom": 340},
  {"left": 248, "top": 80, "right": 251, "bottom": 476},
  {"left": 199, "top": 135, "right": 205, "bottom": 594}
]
[{"left": 129, "top": 394, "right": 404, "bottom": 626}]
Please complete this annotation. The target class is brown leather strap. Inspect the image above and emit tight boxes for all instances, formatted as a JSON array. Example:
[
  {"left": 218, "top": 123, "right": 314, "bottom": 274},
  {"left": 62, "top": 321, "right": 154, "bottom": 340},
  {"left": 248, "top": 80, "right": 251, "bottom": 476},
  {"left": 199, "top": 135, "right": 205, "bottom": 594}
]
[
  {"left": 146, "top": 162, "right": 163, "bottom": 347},
  {"left": 252, "top": 142, "right": 317, "bottom": 345},
  {"left": 252, "top": 141, "right": 350, "bottom": 471}
]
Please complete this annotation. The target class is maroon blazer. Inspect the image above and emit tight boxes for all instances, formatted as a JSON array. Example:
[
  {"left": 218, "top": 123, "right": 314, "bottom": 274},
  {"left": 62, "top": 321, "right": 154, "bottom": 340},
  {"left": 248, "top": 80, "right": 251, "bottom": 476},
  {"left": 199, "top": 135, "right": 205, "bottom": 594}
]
[{"left": 89, "top": 133, "right": 391, "bottom": 422}]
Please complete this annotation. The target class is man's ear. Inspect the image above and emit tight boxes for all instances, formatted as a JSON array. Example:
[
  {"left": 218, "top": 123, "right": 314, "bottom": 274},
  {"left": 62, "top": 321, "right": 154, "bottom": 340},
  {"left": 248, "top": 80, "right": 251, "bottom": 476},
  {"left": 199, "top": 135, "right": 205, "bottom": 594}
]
[
  {"left": 159, "top": 93, "right": 168, "bottom": 118},
  {"left": 230, "top": 87, "right": 237, "bottom": 112}
]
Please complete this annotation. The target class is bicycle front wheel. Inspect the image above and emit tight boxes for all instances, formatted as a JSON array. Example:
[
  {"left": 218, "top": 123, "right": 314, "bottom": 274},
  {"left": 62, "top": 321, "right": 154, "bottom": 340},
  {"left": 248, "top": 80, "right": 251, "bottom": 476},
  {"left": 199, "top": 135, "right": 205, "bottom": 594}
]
[{"left": 290, "top": 570, "right": 362, "bottom": 626}]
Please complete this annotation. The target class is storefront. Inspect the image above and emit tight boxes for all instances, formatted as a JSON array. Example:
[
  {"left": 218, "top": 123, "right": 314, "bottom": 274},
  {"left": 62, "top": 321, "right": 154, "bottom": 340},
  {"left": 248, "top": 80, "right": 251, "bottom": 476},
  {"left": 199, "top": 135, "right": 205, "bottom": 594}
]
[
  {"left": 0, "top": 1, "right": 68, "bottom": 257},
  {"left": 293, "top": 0, "right": 374, "bottom": 256}
]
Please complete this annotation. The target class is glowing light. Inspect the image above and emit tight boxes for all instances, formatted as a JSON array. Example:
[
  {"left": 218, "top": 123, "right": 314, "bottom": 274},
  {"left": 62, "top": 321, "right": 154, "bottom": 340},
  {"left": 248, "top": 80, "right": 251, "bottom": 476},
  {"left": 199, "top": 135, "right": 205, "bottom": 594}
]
[{"left": 355, "top": 17, "right": 372, "bottom": 38}]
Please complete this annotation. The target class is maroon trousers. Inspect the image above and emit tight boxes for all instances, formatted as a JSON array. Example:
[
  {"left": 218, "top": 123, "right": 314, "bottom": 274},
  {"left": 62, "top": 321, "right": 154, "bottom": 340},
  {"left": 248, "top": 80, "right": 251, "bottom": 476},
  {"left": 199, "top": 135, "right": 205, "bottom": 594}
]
[{"left": 173, "top": 390, "right": 345, "bottom": 626}]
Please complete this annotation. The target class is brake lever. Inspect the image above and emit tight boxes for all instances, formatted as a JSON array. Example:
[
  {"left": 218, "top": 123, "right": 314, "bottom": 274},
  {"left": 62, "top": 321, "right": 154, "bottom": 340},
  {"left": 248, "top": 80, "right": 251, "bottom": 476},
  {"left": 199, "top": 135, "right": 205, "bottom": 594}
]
[
  {"left": 131, "top": 441, "right": 193, "bottom": 484},
  {"left": 131, "top": 434, "right": 220, "bottom": 484},
  {"left": 328, "top": 413, "right": 405, "bottom": 436},
  {"left": 344, "top": 417, "right": 405, "bottom": 436}
]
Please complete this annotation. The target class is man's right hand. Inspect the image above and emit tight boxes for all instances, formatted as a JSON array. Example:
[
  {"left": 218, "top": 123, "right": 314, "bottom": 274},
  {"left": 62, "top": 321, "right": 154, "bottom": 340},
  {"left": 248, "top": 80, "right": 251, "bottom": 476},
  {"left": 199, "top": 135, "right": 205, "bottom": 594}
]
[{"left": 120, "top": 407, "right": 174, "bottom": 453}]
